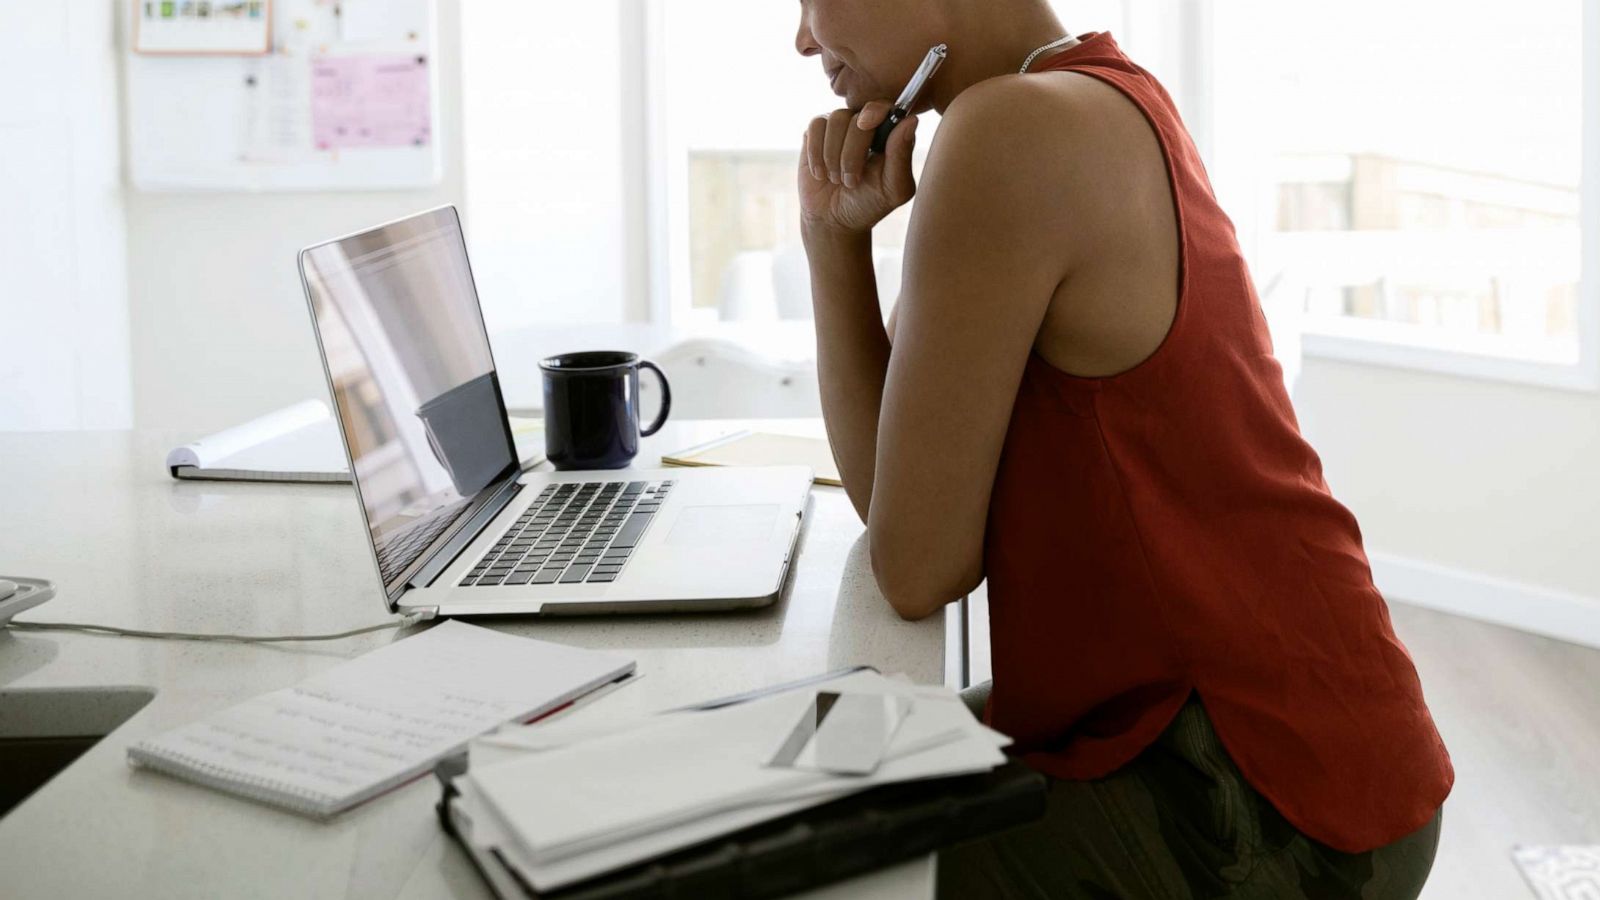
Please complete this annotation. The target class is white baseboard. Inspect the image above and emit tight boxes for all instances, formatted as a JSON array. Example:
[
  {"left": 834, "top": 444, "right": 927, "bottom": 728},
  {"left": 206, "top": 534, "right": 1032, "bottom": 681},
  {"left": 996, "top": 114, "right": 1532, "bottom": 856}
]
[{"left": 1369, "top": 552, "right": 1600, "bottom": 650}]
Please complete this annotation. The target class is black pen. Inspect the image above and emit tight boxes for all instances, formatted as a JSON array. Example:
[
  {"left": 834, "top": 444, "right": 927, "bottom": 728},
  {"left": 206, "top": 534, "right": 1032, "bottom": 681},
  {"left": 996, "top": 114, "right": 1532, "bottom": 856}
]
[{"left": 870, "top": 44, "right": 948, "bottom": 155}]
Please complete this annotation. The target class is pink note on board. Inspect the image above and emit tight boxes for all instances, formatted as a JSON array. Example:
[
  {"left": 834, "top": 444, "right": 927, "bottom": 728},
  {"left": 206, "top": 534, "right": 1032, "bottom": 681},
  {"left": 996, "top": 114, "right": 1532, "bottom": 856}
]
[{"left": 311, "top": 54, "right": 432, "bottom": 151}]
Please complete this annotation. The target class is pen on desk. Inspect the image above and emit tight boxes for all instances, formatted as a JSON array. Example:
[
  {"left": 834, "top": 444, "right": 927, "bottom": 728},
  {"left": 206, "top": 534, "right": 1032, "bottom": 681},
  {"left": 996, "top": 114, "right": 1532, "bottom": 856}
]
[{"left": 870, "top": 43, "right": 948, "bottom": 156}]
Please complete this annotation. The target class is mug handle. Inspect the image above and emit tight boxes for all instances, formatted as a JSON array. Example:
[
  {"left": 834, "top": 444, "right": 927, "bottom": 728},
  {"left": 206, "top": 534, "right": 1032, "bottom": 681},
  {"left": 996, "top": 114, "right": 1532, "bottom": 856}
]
[
  {"left": 420, "top": 416, "right": 451, "bottom": 476},
  {"left": 639, "top": 360, "right": 672, "bottom": 437}
]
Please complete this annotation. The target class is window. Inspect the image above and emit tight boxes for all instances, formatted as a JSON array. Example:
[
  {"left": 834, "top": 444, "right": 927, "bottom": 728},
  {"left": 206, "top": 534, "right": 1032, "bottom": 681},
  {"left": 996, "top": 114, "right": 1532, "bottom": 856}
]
[
  {"left": 648, "top": 0, "right": 918, "bottom": 347},
  {"left": 1210, "top": 0, "right": 1597, "bottom": 389},
  {"left": 645, "top": 0, "right": 1138, "bottom": 353}
]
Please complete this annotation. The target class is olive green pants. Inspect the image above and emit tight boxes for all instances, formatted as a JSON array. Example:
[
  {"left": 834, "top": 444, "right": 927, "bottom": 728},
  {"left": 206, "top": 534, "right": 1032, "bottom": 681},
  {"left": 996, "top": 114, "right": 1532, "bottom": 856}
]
[{"left": 938, "top": 685, "right": 1441, "bottom": 900}]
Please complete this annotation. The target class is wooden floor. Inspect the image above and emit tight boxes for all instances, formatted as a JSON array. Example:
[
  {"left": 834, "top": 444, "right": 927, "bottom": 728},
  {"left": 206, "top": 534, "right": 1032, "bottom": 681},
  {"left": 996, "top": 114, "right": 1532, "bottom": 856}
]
[
  {"left": 1390, "top": 603, "right": 1600, "bottom": 899},
  {"left": 964, "top": 595, "right": 1600, "bottom": 898}
]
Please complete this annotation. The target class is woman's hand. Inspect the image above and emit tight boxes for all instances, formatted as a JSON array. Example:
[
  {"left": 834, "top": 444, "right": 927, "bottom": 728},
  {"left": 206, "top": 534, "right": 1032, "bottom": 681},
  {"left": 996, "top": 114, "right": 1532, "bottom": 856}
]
[{"left": 799, "top": 101, "right": 920, "bottom": 239}]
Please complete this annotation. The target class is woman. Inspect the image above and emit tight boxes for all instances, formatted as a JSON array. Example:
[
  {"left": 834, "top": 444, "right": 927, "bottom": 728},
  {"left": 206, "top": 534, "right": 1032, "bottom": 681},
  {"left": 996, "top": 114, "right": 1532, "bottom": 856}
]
[{"left": 794, "top": 1, "right": 1451, "bottom": 897}]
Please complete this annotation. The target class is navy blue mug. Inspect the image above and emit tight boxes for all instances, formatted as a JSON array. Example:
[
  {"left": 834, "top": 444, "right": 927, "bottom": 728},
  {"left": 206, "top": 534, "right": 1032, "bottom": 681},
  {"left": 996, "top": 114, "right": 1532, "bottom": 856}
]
[{"left": 540, "top": 351, "right": 672, "bottom": 470}]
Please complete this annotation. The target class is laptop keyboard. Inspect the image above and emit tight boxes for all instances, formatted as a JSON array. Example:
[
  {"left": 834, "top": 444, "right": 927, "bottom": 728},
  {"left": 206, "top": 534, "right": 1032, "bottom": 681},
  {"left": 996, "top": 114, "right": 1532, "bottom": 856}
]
[
  {"left": 375, "top": 498, "right": 472, "bottom": 585},
  {"left": 459, "top": 479, "right": 675, "bottom": 588}
]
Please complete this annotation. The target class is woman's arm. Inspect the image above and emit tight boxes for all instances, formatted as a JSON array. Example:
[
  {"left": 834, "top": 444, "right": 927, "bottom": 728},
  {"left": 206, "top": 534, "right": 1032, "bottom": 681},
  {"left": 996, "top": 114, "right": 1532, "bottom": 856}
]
[
  {"left": 872, "top": 80, "right": 1084, "bottom": 619},
  {"left": 799, "top": 102, "right": 921, "bottom": 523},
  {"left": 806, "top": 226, "right": 890, "bottom": 524},
  {"left": 801, "top": 79, "right": 1092, "bottom": 620}
]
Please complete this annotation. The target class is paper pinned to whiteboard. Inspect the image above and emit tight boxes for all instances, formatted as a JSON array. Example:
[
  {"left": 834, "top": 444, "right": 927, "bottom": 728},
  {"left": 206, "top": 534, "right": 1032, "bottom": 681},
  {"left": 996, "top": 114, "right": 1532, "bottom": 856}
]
[
  {"left": 241, "top": 55, "right": 314, "bottom": 163},
  {"left": 310, "top": 54, "right": 432, "bottom": 150}
]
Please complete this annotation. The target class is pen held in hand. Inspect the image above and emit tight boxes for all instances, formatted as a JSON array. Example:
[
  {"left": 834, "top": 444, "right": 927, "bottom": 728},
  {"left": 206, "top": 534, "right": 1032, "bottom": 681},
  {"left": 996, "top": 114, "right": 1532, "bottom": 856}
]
[{"left": 870, "top": 44, "right": 948, "bottom": 156}]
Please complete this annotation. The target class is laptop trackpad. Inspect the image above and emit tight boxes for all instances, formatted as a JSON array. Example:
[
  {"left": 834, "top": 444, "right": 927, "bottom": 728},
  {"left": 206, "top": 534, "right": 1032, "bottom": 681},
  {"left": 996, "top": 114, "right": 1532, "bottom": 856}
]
[{"left": 666, "top": 505, "right": 779, "bottom": 546}]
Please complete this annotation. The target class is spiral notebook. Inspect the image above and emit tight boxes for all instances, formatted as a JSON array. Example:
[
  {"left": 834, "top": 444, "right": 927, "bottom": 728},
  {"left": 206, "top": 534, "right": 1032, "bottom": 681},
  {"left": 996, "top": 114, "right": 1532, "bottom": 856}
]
[
  {"left": 165, "top": 400, "right": 547, "bottom": 484},
  {"left": 127, "top": 621, "right": 635, "bottom": 819},
  {"left": 165, "top": 400, "right": 348, "bottom": 483}
]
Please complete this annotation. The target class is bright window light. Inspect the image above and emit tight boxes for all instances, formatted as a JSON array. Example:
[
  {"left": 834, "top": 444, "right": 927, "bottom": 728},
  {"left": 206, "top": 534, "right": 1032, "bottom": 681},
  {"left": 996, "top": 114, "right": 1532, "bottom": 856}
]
[{"left": 1217, "top": 0, "right": 1585, "bottom": 375}]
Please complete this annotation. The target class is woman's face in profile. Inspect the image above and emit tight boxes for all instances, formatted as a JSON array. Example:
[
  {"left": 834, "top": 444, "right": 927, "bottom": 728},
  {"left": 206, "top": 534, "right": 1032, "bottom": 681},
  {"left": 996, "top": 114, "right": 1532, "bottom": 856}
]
[{"left": 796, "top": 0, "right": 929, "bottom": 109}]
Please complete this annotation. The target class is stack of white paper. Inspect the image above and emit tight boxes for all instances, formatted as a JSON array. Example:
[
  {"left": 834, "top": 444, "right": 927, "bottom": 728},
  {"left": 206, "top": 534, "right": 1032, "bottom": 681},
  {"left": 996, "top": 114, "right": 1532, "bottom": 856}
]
[{"left": 450, "top": 670, "right": 1010, "bottom": 894}]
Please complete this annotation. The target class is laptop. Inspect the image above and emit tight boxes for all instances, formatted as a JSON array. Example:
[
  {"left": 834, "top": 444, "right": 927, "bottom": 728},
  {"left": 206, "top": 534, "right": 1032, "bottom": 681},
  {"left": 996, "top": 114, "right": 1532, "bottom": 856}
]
[{"left": 298, "top": 206, "right": 812, "bottom": 617}]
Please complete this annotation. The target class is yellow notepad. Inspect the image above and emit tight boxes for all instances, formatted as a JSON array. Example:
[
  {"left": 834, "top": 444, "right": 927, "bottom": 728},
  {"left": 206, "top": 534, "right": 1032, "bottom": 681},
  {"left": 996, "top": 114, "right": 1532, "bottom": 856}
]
[{"left": 663, "top": 432, "right": 841, "bottom": 487}]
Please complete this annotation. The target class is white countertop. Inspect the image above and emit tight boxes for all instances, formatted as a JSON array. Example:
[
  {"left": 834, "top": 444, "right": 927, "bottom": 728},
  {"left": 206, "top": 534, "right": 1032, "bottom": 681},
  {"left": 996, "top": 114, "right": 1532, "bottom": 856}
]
[{"left": 0, "top": 420, "right": 954, "bottom": 899}]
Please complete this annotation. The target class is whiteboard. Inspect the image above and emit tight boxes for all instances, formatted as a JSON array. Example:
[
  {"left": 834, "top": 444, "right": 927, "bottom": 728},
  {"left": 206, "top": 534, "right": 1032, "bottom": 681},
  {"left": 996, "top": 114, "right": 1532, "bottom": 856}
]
[{"left": 124, "top": 0, "right": 441, "bottom": 191}]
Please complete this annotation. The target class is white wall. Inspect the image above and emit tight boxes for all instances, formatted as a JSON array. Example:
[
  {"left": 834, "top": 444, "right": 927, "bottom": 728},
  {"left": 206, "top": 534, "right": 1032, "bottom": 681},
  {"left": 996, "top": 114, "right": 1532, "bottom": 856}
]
[
  {"left": 124, "top": 0, "right": 468, "bottom": 433},
  {"left": 0, "top": 1, "right": 131, "bottom": 431},
  {"left": 1295, "top": 361, "right": 1600, "bottom": 603}
]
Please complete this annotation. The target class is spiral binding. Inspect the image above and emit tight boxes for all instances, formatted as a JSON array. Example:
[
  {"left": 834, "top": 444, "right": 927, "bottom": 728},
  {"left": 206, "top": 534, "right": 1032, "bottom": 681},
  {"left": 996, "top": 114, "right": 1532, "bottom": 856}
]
[{"left": 129, "top": 742, "right": 341, "bottom": 818}]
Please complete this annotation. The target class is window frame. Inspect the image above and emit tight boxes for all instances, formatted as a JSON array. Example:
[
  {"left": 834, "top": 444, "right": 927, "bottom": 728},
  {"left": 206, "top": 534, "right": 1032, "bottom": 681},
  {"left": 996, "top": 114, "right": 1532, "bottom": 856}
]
[
  {"left": 640, "top": 0, "right": 909, "bottom": 342},
  {"left": 1216, "top": 1, "right": 1600, "bottom": 392},
  {"left": 641, "top": 0, "right": 679, "bottom": 327}
]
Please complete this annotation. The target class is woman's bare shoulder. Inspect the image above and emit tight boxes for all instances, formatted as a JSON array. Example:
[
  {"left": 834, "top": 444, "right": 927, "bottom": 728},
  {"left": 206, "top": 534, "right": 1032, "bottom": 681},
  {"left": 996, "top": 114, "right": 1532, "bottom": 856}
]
[
  {"left": 924, "top": 71, "right": 1169, "bottom": 265},
  {"left": 936, "top": 72, "right": 1167, "bottom": 215},
  {"left": 942, "top": 71, "right": 1149, "bottom": 149}
]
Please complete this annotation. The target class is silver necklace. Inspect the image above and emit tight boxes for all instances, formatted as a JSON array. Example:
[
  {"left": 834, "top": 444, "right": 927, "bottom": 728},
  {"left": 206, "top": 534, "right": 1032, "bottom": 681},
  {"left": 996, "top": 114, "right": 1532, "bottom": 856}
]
[{"left": 1019, "top": 34, "right": 1080, "bottom": 73}]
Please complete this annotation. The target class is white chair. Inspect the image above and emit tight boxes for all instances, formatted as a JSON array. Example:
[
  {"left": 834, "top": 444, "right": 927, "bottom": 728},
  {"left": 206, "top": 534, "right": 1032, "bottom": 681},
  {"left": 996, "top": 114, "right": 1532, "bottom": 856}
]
[
  {"left": 770, "top": 242, "right": 906, "bottom": 323},
  {"left": 1254, "top": 267, "right": 1306, "bottom": 395},
  {"left": 770, "top": 242, "right": 813, "bottom": 321},
  {"left": 716, "top": 251, "right": 780, "bottom": 322},
  {"left": 640, "top": 338, "right": 821, "bottom": 420}
]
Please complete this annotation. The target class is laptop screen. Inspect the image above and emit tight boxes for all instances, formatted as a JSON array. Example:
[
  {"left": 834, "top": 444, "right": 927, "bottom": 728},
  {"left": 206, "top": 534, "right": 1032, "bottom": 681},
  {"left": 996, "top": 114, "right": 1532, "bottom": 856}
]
[{"left": 300, "top": 207, "right": 517, "bottom": 595}]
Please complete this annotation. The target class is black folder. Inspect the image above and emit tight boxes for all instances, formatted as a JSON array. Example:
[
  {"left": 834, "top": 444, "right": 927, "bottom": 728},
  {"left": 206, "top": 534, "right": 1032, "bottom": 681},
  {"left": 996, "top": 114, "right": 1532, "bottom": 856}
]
[{"left": 437, "top": 756, "right": 1046, "bottom": 900}]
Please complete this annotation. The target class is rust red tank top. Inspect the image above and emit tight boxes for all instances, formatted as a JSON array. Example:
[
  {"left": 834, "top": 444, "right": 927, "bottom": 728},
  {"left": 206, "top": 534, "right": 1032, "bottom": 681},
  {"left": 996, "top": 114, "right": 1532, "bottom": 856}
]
[{"left": 983, "top": 32, "right": 1453, "bottom": 853}]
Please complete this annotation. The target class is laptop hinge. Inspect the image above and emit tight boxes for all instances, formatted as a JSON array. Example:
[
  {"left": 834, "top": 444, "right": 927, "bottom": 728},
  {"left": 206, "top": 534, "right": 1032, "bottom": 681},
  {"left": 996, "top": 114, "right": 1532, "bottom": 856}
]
[{"left": 407, "top": 475, "right": 523, "bottom": 592}]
